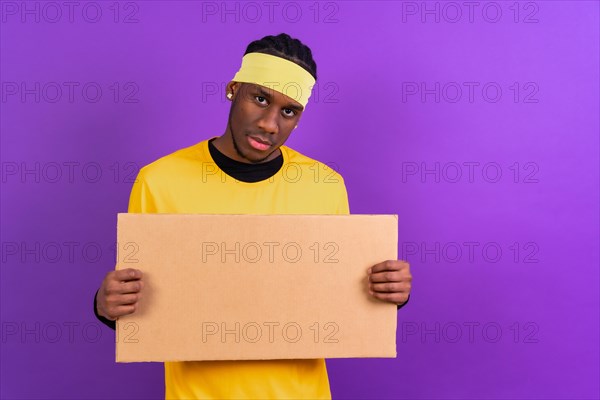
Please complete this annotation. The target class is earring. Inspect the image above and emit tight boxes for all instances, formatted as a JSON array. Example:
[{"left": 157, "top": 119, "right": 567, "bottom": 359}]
[{"left": 227, "top": 93, "right": 233, "bottom": 99}]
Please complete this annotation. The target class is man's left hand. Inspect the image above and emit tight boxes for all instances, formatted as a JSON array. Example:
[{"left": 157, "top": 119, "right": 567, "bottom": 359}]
[{"left": 367, "top": 260, "right": 412, "bottom": 306}]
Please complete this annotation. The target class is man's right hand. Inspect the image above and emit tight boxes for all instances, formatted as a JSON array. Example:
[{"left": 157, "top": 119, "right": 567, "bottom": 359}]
[{"left": 95, "top": 268, "right": 144, "bottom": 321}]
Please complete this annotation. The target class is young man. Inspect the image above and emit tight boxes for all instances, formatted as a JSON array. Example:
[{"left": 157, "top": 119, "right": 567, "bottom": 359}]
[{"left": 94, "top": 33, "right": 412, "bottom": 399}]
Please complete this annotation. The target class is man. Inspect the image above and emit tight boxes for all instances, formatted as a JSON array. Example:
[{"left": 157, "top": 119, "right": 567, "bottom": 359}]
[{"left": 94, "top": 33, "right": 412, "bottom": 399}]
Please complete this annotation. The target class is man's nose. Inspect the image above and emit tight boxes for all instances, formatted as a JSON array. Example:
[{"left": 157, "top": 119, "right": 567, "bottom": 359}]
[{"left": 257, "top": 108, "right": 279, "bottom": 135}]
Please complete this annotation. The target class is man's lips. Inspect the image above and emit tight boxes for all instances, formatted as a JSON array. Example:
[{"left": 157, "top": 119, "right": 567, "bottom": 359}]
[
  {"left": 247, "top": 135, "right": 272, "bottom": 151},
  {"left": 248, "top": 135, "right": 272, "bottom": 145}
]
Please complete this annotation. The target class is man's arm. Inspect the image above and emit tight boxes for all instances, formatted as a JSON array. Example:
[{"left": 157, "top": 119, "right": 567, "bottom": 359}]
[{"left": 93, "top": 169, "right": 151, "bottom": 330}]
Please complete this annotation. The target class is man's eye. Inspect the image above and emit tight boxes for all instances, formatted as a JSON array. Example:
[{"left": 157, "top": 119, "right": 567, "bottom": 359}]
[
  {"left": 255, "top": 96, "right": 267, "bottom": 105},
  {"left": 283, "top": 109, "right": 295, "bottom": 117}
]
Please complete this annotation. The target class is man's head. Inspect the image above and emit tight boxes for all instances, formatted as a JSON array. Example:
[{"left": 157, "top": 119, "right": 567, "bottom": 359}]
[{"left": 219, "top": 33, "right": 317, "bottom": 164}]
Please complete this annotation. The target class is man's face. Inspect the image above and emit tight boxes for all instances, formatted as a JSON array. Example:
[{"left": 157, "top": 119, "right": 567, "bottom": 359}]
[{"left": 226, "top": 82, "right": 304, "bottom": 163}]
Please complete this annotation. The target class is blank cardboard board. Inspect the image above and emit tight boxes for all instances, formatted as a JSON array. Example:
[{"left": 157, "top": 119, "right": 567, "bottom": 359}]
[{"left": 115, "top": 214, "right": 398, "bottom": 362}]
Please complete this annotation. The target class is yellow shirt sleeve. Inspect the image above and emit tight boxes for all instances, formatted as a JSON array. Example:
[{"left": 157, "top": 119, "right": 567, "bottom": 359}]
[{"left": 127, "top": 168, "right": 157, "bottom": 214}]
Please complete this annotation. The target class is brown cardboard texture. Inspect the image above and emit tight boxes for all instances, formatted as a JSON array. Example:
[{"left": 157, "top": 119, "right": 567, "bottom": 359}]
[{"left": 115, "top": 214, "right": 398, "bottom": 362}]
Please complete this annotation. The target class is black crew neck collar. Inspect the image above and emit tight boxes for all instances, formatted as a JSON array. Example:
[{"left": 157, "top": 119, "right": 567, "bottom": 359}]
[{"left": 207, "top": 137, "right": 284, "bottom": 183}]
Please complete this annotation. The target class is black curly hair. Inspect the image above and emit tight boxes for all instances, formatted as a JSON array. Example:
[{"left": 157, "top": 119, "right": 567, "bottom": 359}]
[{"left": 244, "top": 33, "right": 317, "bottom": 81}]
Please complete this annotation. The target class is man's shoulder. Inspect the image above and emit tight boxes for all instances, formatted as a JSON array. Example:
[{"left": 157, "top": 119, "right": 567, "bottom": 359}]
[
  {"left": 137, "top": 140, "right": 208, "bottom": 182},
  {"left": 282, "top": 145, "right": 346, "bottom": 184}
]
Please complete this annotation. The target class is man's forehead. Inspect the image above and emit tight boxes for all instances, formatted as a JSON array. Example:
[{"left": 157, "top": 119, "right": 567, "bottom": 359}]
[{"left": 244, "top": 83, "right": 304, "bottom": 111}]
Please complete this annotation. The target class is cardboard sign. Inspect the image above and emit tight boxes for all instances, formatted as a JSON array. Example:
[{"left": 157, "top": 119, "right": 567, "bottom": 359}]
[{"left": 115, "top": 214, "right": 398, "bottom": 362}]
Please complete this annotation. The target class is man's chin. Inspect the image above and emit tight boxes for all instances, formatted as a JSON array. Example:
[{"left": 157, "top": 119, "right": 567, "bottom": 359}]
[
  {"left": 243, "top": 145, "right": 279, "bottom": 163},
  {"left": 232, "top": 134, "right": 278, "bottom": 163},
  {"left": 233, "top": 146, "right": 268, "bottom": 164}
]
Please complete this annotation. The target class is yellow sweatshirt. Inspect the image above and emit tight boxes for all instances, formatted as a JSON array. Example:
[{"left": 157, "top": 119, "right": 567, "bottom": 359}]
[{"left": 127, "top": 137, "right": 350, "bottom": 399}]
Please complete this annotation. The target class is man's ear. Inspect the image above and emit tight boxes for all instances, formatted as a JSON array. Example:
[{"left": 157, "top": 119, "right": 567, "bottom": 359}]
[{"left": 226, "top": 81, "right": 240, "bottom": 100}]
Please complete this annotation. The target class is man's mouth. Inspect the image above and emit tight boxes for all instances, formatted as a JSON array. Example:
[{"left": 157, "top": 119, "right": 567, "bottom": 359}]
[{"left": 247, "top": 135, "right": 272, "bottom": 151}]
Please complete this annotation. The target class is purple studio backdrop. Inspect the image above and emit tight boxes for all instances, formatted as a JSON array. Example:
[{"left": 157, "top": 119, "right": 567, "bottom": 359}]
[{"left": 1, "top": 1, "right": 599, "bottom": 399}]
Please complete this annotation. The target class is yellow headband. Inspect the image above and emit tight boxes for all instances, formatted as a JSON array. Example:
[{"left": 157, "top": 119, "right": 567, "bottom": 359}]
[{"left": 231, "top": 52, "right": 316, "bottom": 108}]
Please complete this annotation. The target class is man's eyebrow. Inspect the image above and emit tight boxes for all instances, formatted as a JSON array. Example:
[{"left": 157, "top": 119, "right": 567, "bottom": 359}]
[{"left": 255, "top": 85, "right": 304, "bottom": 112}]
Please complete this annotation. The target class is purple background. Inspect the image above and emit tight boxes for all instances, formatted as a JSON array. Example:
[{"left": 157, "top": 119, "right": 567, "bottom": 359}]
[{"left": 1, "top": 1, "right": 599, "bottom": 399}]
